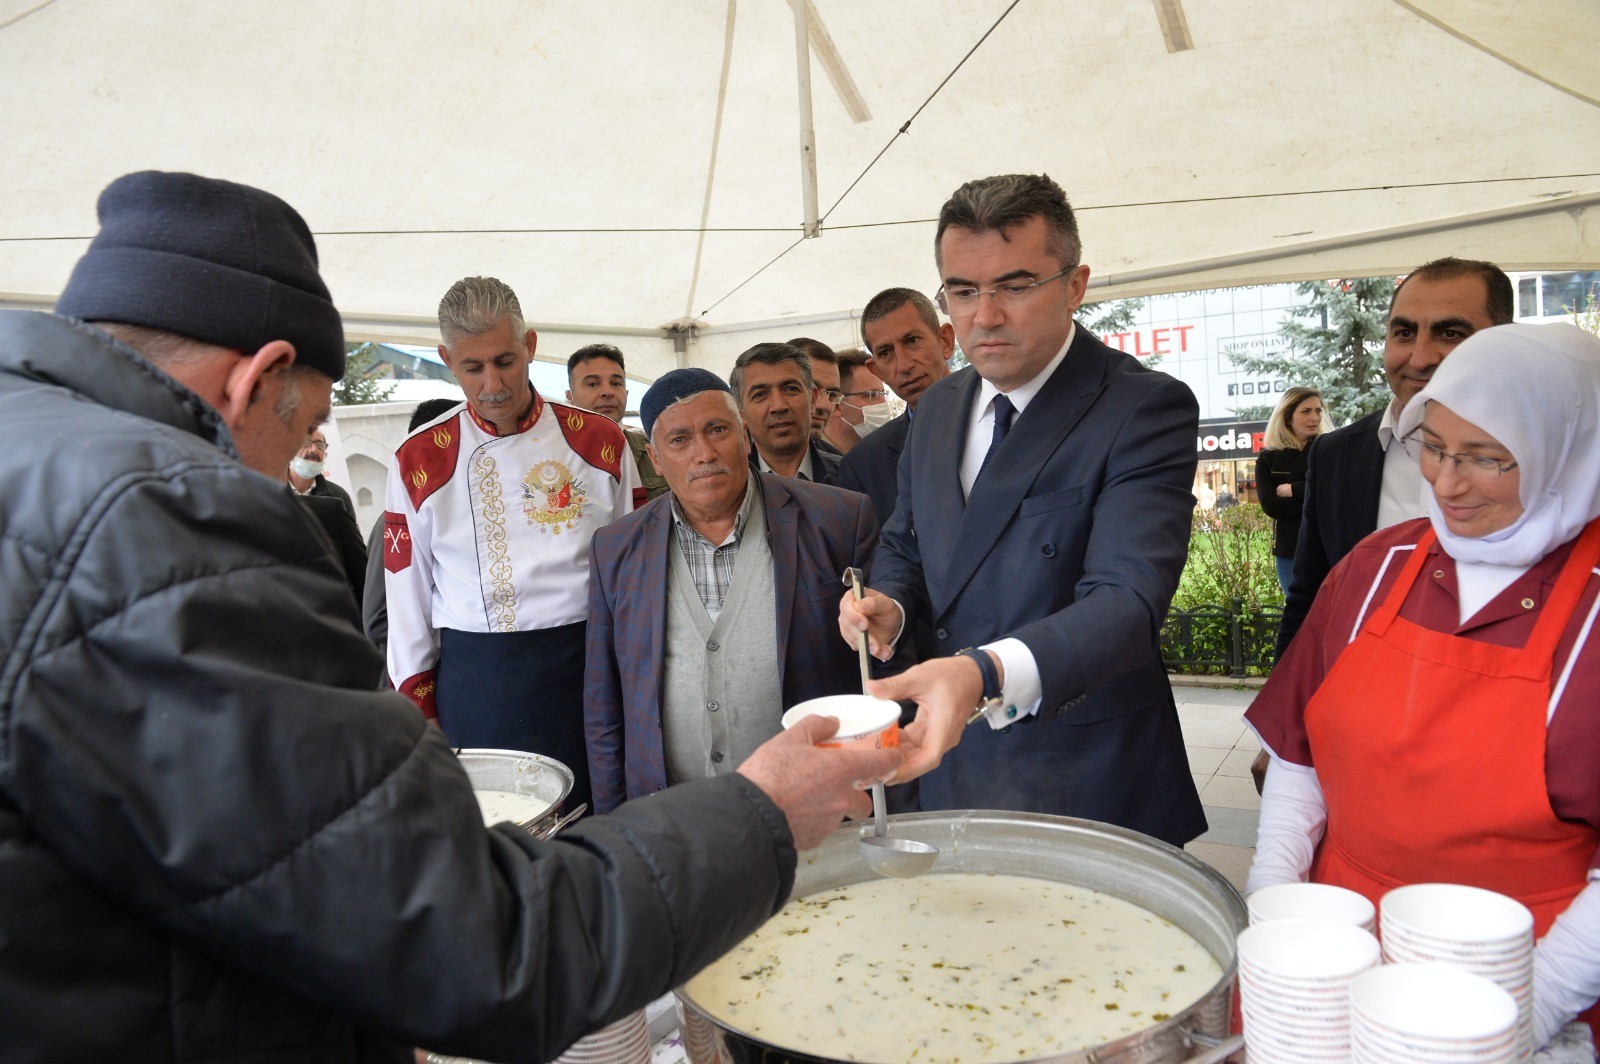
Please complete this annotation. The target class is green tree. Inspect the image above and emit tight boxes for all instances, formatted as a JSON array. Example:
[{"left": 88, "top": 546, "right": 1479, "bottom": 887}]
[
  {"left": 1225, "top": 277, "right": 1393, "bottom": 426},
  {"left": 949, "top": 297, "right": 1147, "bottom": 370},
  {"left": 334, "top": 341, "right": 397, "bottom": 406}
]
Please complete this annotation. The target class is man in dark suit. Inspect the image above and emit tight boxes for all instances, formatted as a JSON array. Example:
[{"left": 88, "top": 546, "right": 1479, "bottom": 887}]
[
  {"left": 838, "top": 287, "right": 955, "bottom": 528},
  {"left": 1274, "top": 258, "right": 1513, "bottom": 658},
  {"left": 840, "top": 173, "right": 1205, "bottom": 846},
  {"left": 732, "top": 341, "right": 843, "bottom": 484},
  {"left": 1252, "top": 258, "right": 1512, "bottom": 792},
  {"left": 585, "top": 368, "right": 879, "bottom": 814}
]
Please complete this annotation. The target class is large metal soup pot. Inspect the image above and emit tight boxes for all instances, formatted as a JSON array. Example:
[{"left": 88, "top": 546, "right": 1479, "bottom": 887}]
[
  {"left": 455, "top": 748, "right": 574, "bottom": 833},
  {"left": 676, "top": 811, "right": 1245, "bottom": 1064}
]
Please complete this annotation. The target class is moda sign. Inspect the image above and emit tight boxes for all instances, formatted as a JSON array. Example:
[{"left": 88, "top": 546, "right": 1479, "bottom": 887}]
[{"left": 1195, "top": 421, "right": 1267, "bottom": 461}]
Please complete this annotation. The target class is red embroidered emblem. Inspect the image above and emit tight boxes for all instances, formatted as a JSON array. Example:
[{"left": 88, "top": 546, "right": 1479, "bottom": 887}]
[
  {"left": 396, "top": 412, "right": 462, "bottom": 509},
  {"left": 397, "top": 670, "right": 438, "bottom": 721},
  {"left": 552, "top": 400, "right": 625, "bottom": 482},
  {"left": 383, "top": 511, "right": 412, "bottom": 573}
]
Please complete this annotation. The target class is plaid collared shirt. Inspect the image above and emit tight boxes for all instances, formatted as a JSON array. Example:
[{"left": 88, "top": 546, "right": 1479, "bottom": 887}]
[{"left": 670, "top": 483, "right": 757, "bottom": 620}]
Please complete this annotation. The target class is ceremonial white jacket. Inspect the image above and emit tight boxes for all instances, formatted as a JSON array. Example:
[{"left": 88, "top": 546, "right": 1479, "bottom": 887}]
[{"left": 382, "top": 394, "right": 639, "bottom": 716}]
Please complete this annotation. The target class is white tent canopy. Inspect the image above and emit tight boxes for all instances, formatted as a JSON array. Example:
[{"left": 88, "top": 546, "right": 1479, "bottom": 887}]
[{"left": 2, "top": 0, "right": 1596, "bottom": 380}]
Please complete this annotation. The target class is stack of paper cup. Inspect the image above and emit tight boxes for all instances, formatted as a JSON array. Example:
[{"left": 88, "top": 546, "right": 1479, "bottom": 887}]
[
  {"left": 554, "top": 1008, "right": 651, "bottom": 1064},
  {"left": 1248, "top": 882, "right": 1377, "bottom": 932},
  {"left": 1350, "top": 963, "right": 1521, "bottom": 1062},
  {"left": 1237, "top": 918, "right": 1382, "bottom": 1062},
  {"left": 1381, "top": 883, "right": 1536, "bottom": 1060},
  {"left": 676, "top": 999, "right": 726, "bottom": 1064}
]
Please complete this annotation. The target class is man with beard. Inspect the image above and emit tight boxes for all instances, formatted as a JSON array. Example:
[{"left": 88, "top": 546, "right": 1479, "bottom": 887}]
[{"left": 384, "top": 276, "right": 640, "bottom": 815}]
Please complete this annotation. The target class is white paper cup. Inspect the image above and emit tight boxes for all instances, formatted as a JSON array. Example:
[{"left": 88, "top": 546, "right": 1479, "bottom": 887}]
[
  {"left": 1381, "top": 884, "right": 1533, "bottom": 946},
  {"left": 781, "top": 694, "right": 900, "bottom": 751},
  {"left": 1237, "top": 918, "right": 1381, "bottom": 982},
  {"left": 1249, "top": 882, "right": 1377, "bottom": 930},
  {"left": 1350, "top": 964, "right": 1517, "bottom": 1045}
]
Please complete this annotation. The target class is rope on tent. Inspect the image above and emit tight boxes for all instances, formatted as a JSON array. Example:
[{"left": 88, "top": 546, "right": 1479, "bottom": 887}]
[
  {"left": 696, "top": 236, "right": 805, "bottom": 318},
  {"left": 817, "top": 0, "right": 1023, "bottom": 226},
  {"left": 695, "top": 0, "right": 1022, "bottom": 318}
]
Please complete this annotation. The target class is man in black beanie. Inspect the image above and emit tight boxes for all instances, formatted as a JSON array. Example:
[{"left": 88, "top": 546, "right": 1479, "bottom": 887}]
[{"left": 0, "top": 171, "right": 898, "bottom": 1062}]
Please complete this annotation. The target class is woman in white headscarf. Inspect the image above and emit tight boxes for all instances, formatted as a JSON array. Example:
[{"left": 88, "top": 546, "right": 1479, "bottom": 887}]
[{"left": 1246, "top": 323, "right": 1600, "bottom": 1050}]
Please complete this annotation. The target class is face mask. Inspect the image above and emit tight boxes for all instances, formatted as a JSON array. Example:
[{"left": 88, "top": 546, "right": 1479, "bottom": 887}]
[
  {"left": 290, "top": 457, "right": 325, "bottom": 479},
  {"left": 851, "top": 402, "right": 895, "bottom": 438}
]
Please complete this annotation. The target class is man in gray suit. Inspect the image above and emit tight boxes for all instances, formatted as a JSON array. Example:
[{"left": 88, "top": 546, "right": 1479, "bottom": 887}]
[{"left": 840, "top": 173, "right": 1205, "bottom": 845}]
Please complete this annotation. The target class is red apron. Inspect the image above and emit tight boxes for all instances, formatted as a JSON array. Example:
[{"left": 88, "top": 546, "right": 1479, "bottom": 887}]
[{"left": 1304, "top": 519, "right": 1600, "bottom": 1034}]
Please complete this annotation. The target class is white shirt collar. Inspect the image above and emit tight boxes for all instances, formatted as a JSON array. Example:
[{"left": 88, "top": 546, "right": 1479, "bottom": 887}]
[
  {"left": 1377, "top": 394, "right": 1405, "bottom": 449},
  {"left": 973, "top": 322, "right": 1076, "bottom": 418},
  {"left": 756, "top": 446, "right": 814, "bottom": 481}
]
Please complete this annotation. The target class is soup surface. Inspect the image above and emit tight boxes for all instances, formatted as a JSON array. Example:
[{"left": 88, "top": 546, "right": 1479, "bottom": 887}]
[
  {"left": 684, "top": 873, "right": 1220, "bottom": 1063},
  {"left": 472, "top": 789, "right": 552, "bottom": 827}
]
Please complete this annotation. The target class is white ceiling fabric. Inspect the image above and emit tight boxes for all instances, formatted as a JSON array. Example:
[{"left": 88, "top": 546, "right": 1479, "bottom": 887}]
[{"left": 1, "top": 0, "right": 1595, "bottom": 381}]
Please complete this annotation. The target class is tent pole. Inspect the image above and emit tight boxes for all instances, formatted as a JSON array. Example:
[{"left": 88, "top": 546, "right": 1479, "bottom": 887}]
[{"left": 792, "top": 0, "right": 820, "bottom": 238}]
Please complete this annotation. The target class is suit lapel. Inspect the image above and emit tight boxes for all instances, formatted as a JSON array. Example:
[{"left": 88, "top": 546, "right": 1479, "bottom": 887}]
[
  {"left": 935, "top": 329, "right": 1109, "bottom": 613},
  {"left": 761, "top": 474, "right": 800, "bottom": 688},
  {"left": 644, "top": 502, "right": 671, "bottom": 728},
  {"left": 915, "top": 371, "right": 979, "bottom": 583}
]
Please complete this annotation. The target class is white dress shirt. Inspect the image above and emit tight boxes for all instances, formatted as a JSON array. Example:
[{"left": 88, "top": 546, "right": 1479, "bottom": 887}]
[
  {"left": 1376, "top": 398, "right": 1428, "bottom": 532},
  {"left": 757, "top": 448, "right": 815, "bottom": 481},
  {"left": 887, "top": 325, "right": 1072, "bottom": 728}
]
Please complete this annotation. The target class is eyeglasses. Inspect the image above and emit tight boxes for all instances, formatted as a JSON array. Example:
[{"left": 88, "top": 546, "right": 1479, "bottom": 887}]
[
  {"left": 1404, "top": 433, "right": 1518, "bottom": 479},
  {"left": 825, "top": 388, "right": 887, "bottom": 404},
  {"left": 936, "top": 267, "right": 1073, "bottom": 314}
]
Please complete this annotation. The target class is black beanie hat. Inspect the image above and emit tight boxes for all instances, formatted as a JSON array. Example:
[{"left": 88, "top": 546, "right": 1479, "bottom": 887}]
[
  {"left": 56, "top": 171, "right": 346, "bottom": 381},
  {"left": 640, "top": 368, "right": 733, "bottom": 438}
]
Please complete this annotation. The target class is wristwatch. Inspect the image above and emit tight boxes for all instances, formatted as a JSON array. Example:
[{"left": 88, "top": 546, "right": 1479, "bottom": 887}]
[{"left": 956, "top": 647, "right": 1005, "bottom": 724}]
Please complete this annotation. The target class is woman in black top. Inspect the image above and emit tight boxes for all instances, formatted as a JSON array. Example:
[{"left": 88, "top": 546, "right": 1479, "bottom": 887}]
[{"left": 1256, "top": 387, "right": 1327, "bottom": 593}]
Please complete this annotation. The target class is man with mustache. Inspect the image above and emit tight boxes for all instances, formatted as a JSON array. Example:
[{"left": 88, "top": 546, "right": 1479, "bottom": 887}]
[
  {"left": 384, "top": 276, "right": 640, "bottom": 816},
  {"left": 584, "top": 368, "right": 879, "bottom": 813},
  {"left": 838, "top": 174, "right": 1206, "bottom": 845},
  {"left": 732, "top": 341, "right": 843, "bottom": 484}
]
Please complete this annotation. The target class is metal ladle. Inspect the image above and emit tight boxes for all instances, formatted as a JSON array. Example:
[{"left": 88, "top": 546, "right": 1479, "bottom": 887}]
[{"left": 844, "top": 568, "right": 938, "bottom": 879}]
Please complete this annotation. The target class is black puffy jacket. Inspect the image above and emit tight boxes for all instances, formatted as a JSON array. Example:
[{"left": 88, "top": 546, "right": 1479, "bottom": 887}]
[{"left": 0, "top": 313, "right": 795, "bottom": 1063}]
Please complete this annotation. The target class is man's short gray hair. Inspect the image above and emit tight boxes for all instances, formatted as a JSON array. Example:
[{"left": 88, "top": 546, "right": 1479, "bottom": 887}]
[
  {"left": 648, "top": 389, "right": 743, "bottom": 446},
  {"left": 438, "top": 276, "right": 526, "bottom": 346},
  {"left": 935, "top": 173, "right": 1082, "bottom": 271},
  {"left": 729, "top": 342, "right": 814, "bottom": 400}
]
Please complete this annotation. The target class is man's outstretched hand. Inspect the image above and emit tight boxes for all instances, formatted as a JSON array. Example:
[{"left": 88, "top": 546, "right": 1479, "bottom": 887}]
[{"left": 739, "top": 715, "right": 903, "bottom": 850}]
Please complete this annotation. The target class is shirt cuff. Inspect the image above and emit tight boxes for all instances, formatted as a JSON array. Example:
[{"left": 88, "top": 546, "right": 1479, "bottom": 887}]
[
  {"left": 886, "top": 598, "right": 906, "bottom": 650},
  {"left": 976, "top": 638, "right": 1042, "bottom": 729}
]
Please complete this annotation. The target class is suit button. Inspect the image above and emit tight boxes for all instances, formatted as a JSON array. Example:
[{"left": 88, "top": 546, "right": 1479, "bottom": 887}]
[
  {"left": 711, "top": 751, "right": 724, "bottom": 764},
  {"left": 937, "top": 628, "right": 949, "bottom": 641},
  {"left": 911, "top": 528, "right": 917, "bottom": 538},
  {"left": 999, "top": 724, "right": 1012, "bottom": 735},
  {"left": 707, "top": 701, "right": 720, "bottom": 712},
  {"left": 1041, "top": 543, "right": 1056, "bottom": 558},
  {"left": 707, "top": 640, "right": 720, "bottom": 651}
]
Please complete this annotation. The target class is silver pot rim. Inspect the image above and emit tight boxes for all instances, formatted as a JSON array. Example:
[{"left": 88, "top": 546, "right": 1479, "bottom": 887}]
[{"left": 678, "top": 809, "right": 1245, "bottom": 1064}]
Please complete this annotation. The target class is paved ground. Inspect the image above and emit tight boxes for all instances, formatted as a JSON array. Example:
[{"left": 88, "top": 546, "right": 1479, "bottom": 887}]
[{"left": 1172, "top": 679, "right": 1262, "bottom": 892}]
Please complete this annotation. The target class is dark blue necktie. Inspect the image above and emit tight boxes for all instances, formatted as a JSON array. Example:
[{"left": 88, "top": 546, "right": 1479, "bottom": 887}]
[{"left": 978, "top": 395, "right": 1014, "bottom": 479}]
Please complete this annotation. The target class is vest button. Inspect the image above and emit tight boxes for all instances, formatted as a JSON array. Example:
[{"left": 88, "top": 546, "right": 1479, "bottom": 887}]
[
  {"left": 707, "top": 701, "right": 720, "bottom": 712},
  {"left": 711, "top": 751, "right": 724, "bottom": 763},
  {"left": 707, "top": 640, "right": 720, "bottom": 651},
  {"left": 937, "top": 628, "right": 949, "bottom": 641},
  {"left": 1041, "top": 543, "right": 1056, "bottom": 558}
]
